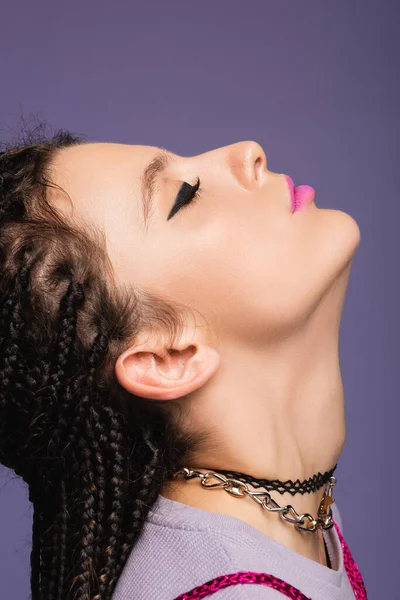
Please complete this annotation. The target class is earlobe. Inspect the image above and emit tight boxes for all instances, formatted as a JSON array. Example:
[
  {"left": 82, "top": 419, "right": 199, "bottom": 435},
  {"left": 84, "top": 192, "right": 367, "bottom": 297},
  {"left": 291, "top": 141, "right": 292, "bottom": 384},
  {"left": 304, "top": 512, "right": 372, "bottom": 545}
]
[{"left": 115, "top": 341, "right": 220, "bottom": 401}]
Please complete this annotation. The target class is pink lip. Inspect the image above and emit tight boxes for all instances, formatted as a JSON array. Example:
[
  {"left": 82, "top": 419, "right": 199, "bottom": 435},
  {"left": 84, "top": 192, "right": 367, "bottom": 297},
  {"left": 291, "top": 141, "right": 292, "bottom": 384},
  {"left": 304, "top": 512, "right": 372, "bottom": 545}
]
[{"left": 284, "top": 175, "right": 315, "bottom": 212}]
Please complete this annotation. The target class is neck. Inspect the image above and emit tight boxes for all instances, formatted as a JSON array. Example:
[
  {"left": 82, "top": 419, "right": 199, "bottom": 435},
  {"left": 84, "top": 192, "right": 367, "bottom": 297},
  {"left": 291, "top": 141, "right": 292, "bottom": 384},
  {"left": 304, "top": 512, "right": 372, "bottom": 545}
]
[{"left": 161, "top": 265, "right": 351, "bottom": 567}]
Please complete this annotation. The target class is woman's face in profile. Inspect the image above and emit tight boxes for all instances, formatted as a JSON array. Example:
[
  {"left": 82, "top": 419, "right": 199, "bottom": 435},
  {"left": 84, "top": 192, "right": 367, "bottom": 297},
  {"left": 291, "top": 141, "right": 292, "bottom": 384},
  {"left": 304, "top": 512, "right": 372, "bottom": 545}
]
[{"left": 50, "top": 141, "right": 360, "bottom": 344}]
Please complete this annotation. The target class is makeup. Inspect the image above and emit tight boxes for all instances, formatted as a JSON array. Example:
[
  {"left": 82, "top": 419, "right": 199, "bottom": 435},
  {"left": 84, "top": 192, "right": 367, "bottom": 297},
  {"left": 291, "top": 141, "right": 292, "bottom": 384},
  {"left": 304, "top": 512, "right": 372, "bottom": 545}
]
[{"left": 284, "top": 175, "right": 315, "bottom": 213}]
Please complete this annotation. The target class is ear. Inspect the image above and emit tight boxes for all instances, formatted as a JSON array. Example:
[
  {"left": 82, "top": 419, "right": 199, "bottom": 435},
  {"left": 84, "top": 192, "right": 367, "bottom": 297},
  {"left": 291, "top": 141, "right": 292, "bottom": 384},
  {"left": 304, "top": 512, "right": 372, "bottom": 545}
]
[{"left": 115, "top": 328, "right": 220, "bottom": 400}]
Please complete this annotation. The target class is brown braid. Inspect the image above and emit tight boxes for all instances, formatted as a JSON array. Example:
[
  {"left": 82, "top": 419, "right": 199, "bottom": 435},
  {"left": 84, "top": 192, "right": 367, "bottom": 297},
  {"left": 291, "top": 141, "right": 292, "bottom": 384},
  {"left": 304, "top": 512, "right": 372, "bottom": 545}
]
[{"left": 0, "top": 123, "right": 209, "bottom": 600}]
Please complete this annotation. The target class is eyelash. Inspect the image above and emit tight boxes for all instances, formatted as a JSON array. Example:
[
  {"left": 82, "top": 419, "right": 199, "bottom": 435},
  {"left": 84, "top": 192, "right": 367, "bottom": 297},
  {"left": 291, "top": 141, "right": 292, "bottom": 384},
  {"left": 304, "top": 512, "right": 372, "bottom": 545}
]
[{"left": 167, "top": 177, "right": 202, "bottom": 220}]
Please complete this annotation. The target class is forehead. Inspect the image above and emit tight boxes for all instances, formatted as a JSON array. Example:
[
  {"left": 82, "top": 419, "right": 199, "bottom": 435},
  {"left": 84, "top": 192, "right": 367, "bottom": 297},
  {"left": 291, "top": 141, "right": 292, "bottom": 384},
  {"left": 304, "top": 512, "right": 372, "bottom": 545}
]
[
  {"left": 52, "top": 142, "right": 158, "bottom": 177},
  {"left": 48, "top": 142, "right": 160, "bottom": 224}
]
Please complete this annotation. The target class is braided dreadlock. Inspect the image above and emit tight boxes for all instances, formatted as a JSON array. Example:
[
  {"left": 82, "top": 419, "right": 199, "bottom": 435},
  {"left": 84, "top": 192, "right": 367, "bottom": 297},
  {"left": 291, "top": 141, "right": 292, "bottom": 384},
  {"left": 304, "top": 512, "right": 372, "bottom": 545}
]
[{"left": 0, "top": 124, "right": 208, "bottom": 600}]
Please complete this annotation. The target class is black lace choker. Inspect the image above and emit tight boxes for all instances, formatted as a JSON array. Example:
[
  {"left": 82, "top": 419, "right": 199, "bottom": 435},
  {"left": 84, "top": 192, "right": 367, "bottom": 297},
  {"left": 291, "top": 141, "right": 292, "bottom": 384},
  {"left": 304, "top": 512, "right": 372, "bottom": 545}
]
[{"left": 170, "top": 463, "right": 337, "bottom": 496}]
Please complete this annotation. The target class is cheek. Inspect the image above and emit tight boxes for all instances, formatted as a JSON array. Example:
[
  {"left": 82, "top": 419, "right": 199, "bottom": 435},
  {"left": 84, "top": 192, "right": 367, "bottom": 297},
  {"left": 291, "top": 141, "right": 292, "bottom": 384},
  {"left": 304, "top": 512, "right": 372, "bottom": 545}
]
[
  {"left": 131, "top": 209, "right": 351, "bottom": 343},
  {"left": 143, "top": 222, "right": 314, "bottom": 341}
]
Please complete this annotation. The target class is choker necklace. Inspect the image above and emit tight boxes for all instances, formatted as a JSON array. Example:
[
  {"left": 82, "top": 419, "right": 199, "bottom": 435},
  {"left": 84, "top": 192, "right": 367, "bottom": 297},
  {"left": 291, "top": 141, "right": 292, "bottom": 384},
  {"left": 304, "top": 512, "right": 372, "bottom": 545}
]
[{"left": 169, "top": 464, "right": 337, "bottom": 533}]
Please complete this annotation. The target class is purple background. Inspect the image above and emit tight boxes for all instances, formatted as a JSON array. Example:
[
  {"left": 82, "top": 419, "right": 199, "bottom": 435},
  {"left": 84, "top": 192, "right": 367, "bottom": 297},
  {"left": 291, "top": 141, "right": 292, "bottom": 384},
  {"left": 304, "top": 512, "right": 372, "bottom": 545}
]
[{"left": 1, "top": 2, "right": 398, "bottom": 598}]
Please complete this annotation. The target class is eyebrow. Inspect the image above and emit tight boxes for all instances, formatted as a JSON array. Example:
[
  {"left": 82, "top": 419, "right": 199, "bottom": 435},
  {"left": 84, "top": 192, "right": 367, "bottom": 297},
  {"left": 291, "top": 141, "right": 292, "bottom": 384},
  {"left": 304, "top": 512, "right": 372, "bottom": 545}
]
[{"left": 141, "top": 149, "right": 172, "bottom": 226}]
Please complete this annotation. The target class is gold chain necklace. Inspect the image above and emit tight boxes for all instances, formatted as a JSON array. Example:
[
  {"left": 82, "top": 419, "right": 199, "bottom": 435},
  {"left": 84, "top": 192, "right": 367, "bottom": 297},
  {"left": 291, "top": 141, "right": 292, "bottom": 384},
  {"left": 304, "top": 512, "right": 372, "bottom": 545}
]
[{"left": 172, "top": 467, "right": 337, "bottom": 533}]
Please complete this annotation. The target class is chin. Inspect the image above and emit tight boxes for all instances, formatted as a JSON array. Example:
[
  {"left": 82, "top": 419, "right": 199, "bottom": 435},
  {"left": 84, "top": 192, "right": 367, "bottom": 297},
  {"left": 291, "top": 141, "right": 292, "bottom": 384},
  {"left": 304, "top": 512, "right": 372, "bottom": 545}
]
[
  {"left": 321, "top": 207, "right": 361, "bottom": 264},
  {"left": 337, "top": 209, "right": 361, "bottom": 260}
]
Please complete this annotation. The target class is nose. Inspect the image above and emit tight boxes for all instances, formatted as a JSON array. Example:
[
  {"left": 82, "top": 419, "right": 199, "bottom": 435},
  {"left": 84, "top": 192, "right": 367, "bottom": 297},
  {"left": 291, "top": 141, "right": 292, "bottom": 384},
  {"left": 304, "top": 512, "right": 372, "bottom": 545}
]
[{"left": 228, "top": 141, "right": 268, "bottom": 190}]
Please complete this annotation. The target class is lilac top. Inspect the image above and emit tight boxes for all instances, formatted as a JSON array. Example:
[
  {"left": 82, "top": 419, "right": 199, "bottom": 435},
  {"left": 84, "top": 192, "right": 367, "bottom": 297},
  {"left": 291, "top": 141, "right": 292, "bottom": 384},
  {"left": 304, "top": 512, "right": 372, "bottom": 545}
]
[{"left": 111, "top": 494, "right": 359, "bottom": 599}]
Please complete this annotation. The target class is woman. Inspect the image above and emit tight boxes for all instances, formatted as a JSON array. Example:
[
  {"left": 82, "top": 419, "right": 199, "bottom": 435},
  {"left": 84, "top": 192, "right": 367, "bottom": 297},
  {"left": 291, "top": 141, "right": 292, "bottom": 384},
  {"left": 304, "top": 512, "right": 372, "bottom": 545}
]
[{"left": 0, "top": 128, "right": 367, "bottom": 599}]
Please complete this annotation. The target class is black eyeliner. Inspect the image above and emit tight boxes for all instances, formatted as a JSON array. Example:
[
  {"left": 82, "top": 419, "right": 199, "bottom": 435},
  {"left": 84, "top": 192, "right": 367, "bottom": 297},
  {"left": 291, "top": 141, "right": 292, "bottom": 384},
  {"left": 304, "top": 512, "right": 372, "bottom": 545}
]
[{"left": 167, "top": 178, "right": 200, "bottom": 221}]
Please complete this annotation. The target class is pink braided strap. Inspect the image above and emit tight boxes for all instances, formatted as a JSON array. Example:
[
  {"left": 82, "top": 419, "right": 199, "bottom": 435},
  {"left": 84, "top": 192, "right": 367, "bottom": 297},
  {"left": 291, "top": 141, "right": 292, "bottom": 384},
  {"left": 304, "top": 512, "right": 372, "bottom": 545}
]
[
  {"left": 333, "top": 520, "right": 368, "bottom": 600},
  {"left": 172, "top": 517, "right": 368, "bottom": 599},
  {"left": 172, "top": 571, "right": 311, "bottom": 599}
]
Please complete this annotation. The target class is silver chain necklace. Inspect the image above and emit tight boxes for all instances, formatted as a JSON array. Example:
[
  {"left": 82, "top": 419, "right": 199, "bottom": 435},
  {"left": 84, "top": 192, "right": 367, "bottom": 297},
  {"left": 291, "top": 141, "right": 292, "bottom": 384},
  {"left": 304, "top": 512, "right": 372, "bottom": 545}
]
[{"left": 172, "top": 467, "right": 337, "bottom": 533}]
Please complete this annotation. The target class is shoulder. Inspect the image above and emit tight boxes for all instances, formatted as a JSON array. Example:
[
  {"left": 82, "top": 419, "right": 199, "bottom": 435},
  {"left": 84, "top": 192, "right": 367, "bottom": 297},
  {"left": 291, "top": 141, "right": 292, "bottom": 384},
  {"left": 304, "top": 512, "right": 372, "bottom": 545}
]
[
  {"left": 112, "top": 519, "right": 284, "bottom": 599},
  {"left": 112, "top": 521, "right": 238, "bottom": 599}
]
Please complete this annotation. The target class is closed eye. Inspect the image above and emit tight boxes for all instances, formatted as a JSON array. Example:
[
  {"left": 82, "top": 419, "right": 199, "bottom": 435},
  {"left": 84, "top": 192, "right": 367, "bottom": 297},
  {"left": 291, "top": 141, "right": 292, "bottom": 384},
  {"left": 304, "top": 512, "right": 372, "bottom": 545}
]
[{"left": 167, "top": 177, "right": 201, "bottom": 220}]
